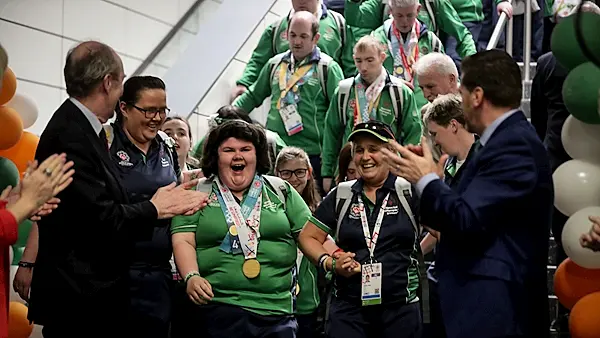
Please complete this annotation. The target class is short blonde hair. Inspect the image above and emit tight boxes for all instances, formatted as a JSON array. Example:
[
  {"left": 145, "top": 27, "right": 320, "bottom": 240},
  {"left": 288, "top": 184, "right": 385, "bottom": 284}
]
[
  {"left": 354, "top": 35, "right": 386, "bottom": 55},
  {"left": 0, "top": 43, "right": 8, "bottom": 80}
]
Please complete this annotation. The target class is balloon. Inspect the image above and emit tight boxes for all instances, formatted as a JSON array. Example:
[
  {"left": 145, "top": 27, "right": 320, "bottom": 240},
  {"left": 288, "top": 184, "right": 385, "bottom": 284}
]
[
  {"left": 553, "top": 160, "right": 600, "bottom": 216},
  {"left": 0, "top": 106, "right": 24, "bottom": 150},
  {"left": 7, "top": 301, "right": 33, "bottom": 338},
  {"left": 569, "top": 292, "right": 600, "bottom": 338},
  {"left": 551, "top": 12, "right": 600, "bottom": 70},
  {"left": 563, "top": 63, "right": 600, "bottom": 124},
  {"left": 554, "top": 258, "right": 600, "bottom": 309},
  {"left": 0, "top": 157, "right": 19, "bottom": 191},
  {"left": 11, "top": 246, "right": 24, "bottom": 266},
  {"left": 6, "top": 93, "right": 39, "bottom": 129},
  {"left": 0, "top": 67, "right": 17, "bottom": 105},
  {"left": 0, "top": 131, "right": 39, "bottom": 177},
  {"left": 562, "top": 206, "right": 600, "bottom": 269},
  {"left": 8, "top": 246, "right": 13, "bottom": 269},
  {"left": 561, "top": 115, "right": 600, "bottom": 164}
]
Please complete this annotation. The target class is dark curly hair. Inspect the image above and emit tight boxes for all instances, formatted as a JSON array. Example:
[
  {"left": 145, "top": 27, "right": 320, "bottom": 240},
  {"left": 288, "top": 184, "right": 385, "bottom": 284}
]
[{"left": 201, "top": 120, "right": 271, "bottom": 178}]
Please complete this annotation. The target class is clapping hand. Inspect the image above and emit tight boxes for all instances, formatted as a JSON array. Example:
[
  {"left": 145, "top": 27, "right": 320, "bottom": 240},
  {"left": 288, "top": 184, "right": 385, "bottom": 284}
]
[
  {"left": 580, "top": 216, "right": 600, "bottom": 252},
  {"left": 151, "top": 179, "right": 209, "bottom": 219},
  {"left": 380, "top": 137, "right": 448, "bottom": 183}
]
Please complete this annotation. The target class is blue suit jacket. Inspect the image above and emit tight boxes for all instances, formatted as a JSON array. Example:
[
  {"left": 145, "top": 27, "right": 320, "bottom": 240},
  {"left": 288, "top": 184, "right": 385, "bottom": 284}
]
[{"left": 420, "top": 111, "right": 553, "bottom": 338}]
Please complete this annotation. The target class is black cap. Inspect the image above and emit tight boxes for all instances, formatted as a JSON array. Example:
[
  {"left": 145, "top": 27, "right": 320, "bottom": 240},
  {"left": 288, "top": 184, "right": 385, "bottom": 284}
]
[{"left": 348, "top": 121, "right": 395, "bottom": 143}]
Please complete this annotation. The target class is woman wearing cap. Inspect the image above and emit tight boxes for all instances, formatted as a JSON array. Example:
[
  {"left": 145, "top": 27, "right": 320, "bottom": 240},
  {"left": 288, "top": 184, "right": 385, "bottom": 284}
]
[
  {"left": 171, "top": 120, "right": 312, "bottom": 338},
  {"left": 299, "top": 120, "right": 422, "bottom": 338}
]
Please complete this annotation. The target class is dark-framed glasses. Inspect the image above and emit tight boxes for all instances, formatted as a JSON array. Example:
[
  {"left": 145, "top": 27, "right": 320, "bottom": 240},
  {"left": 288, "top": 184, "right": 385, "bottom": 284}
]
[
  {"left": 130, "top": 104, "right": 170, "bottom": 119},
  {"left": 278, "top": 168, "right": 308, "bottom": 179}
]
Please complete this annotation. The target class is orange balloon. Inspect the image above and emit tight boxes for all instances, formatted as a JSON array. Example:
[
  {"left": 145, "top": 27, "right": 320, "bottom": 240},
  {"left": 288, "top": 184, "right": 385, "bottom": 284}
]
[
  {"left": 554, "top": 258, "right": 600, "bottom": 309},
  {"left": 7, "top": 301, "right": 33, "bottom": 338},
  {"left": 0, "top": 106, "right": 23, "bottom": 150},
  {"left": 0, "top": 67, "right": 17, "bottom": 105},
  {"left": 0, "top": 131, "right": 39, "bottom": 177},
  {"left": 569, "top": 292, "right": 600, "bottom": 338}
]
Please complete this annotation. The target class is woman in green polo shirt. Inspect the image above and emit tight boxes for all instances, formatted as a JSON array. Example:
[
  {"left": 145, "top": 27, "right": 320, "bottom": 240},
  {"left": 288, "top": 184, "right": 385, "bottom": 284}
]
[{"left": 171, "top": 120, "right": 312, "bottom": 338}]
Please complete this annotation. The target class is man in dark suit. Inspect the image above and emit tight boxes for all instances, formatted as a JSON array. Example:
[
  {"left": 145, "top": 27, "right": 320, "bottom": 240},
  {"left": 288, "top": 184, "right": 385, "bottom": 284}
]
[
  {"left": 29, "top": 41, "right": 207, "bottom": 338},
  {"left": 383, "top": 50, "right": 553, "bottom": 338}
]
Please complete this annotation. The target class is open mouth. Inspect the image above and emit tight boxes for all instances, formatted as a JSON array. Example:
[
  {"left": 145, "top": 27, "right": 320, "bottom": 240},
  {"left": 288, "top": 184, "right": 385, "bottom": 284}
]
[
  {"left": 231, "top": 164, "right": 246, "bottom": 174},
  {"left": 361, "top": 163, "right": 376, "bottom": 170}
]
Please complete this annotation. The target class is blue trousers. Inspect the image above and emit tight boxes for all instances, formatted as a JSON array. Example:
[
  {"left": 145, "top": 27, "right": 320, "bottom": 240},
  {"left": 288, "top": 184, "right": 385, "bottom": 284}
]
[
  {"left": 443, "top": 21, "right": 483, "bottom": 71},
  {"left": 192, "top": 303, "right": 297, "bottom": 338}
]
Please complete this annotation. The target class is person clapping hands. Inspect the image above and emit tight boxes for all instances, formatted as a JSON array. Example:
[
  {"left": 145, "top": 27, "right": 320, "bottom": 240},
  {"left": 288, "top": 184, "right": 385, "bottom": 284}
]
[{"left": 1, "top": 153, "right": 74, "bottom": 224}]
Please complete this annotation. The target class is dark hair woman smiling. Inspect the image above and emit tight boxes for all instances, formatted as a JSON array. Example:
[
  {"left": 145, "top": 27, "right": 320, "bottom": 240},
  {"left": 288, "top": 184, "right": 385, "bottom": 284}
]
[{"left": 171, "top": 120, "right": 313, "bottom": 338}]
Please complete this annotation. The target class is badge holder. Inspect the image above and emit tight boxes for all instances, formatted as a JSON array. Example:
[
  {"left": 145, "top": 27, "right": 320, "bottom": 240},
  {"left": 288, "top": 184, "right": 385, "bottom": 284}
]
[
  {"left": 361, "top": 258, "right": 382, "bottom": 306},
  {"left": 279, "top": 104, "right": 303, "bottom": 136}
]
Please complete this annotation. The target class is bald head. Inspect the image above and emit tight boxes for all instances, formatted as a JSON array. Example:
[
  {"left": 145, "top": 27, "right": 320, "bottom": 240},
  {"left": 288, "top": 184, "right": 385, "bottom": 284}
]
[
  {"left": 64, "top": 40, "right": 124, "bottom": 98},
  {"left": 288, "top": 11, "right": 320, "bottom": 60}
]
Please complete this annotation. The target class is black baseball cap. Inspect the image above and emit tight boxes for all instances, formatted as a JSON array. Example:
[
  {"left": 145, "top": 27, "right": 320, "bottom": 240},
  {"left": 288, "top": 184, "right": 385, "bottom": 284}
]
[{"left": 348, "top": 121, "right": 395, "bottom": 143}]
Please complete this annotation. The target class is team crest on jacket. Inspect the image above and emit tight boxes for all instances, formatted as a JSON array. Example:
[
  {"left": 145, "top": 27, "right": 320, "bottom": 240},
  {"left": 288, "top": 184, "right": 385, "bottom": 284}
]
[
  {"left": 323, "top": 27, "right": 334, "bottom": 41},
  {"left": 349, "top": 203, "right": 361, "bottom": 219},
  {"left": 208, "top": 192, "right": 220, "bottom": 207},
  {"left": 117, "top": 150, "right": 133, "bottom": 167}
]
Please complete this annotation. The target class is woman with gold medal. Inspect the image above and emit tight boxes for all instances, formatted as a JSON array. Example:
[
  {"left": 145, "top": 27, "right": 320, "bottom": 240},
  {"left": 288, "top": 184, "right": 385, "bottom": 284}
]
[{"left": 171, "top": 120, "right": 312, "bottom": 338}]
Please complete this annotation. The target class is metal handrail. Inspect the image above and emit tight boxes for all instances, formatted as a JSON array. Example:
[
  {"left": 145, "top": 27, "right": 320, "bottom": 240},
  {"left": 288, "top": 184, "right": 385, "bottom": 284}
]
[{"left": 132, "top": 0, "right": 205, "bottom": 76}]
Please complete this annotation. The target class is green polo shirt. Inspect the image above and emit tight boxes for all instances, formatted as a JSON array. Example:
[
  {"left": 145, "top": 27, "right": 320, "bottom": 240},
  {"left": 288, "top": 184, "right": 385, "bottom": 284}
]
[{"left": 171, "top": 178, "right": 312, "bottom": 316}]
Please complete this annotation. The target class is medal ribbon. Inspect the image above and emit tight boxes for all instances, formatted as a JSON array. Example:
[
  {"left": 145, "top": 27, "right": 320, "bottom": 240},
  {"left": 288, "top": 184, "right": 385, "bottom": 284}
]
[
  {"left": 276, "top": 59, "right": 315, "bottom": 109},
  {"left": 353, "top": 71, "right": 386, "bottom": 125},
  {"left": 388, "top": 20, "right": 420, "bottom": 83},
  {"left": 357, "top": 193, "right": 390, "bottom": 260},
  {"left": 215, "top": 176, "right": 263, "bottom": 259}
]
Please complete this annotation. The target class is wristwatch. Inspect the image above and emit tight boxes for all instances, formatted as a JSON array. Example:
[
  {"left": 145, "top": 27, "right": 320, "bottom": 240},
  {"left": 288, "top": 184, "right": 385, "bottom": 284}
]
[{"left": 18, "top": 261, "right": 35, "bottom": 268}]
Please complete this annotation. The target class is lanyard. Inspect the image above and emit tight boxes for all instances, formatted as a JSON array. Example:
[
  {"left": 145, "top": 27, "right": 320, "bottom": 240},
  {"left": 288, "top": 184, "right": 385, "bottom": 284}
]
[
  {"left": 357, "top": 192, "right": 390, "bottom": 260},
  {"left": 353, "top": 76, "right": 385, "bottom": 125},
  {"left": 388, "top": 21, "right": 420, "bottom": 83},
  {"left": 215, "top": 176, "right": 263, "bottom": 259},
  {"left": 276, "top": 61, "right": 314, "bottom": 109}
]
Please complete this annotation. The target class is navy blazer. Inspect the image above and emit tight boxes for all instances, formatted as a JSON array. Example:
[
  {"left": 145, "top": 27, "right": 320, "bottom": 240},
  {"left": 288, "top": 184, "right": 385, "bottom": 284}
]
[{"left": 420, "top": 111, "right": 553, "bottom": 338}]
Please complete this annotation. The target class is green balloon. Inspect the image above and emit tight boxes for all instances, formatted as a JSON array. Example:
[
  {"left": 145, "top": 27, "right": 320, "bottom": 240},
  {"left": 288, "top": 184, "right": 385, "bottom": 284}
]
[
  {"left": 14, "top": 219, "right": 33, "bottom": 248},
  {"left": 562, "top": 62, "right": 600, "bottom": 124},
  {"left": 11, "top": 246, "right": 24, "bottom": 265},
  {"left": 0, "top": 157, "right": 19, "bottom": 192},
  {"left": 551, "top": 12, "right": 600, "bottom": 71}
]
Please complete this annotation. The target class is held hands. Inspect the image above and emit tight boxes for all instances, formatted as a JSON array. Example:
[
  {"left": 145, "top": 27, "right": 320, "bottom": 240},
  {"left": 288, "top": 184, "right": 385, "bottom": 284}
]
[
  {"left": 151, "top": 179, "right": 209, "bottom": 219},
  {"left": 331, "top": 251, "right": 361, "bottom": 277},
  {"left": 186, "top": 275, "right": 214, "bottom": 305},
  {"left": 381, "top": 136, "right": 448, "bottom": 184},
  {"left": 580, "top": 216, "right": 600, "bottom": 252}
]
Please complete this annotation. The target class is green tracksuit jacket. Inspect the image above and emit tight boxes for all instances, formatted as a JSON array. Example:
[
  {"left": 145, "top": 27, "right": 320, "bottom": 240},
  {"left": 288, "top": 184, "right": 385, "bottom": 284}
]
[
  {"left": 236, "top": 6, "right": 352, "bottom": 87},
  {"left": 372, "top": 19, "right": 444, "bottom": 110},
  {"left": 233, "top": 48, "right": 345, "bottom": 156},
  {"left": 343, "top": 0, "right": 476, "bottom": 76},
  {"left": 321, "top": 73, "right": 422, "bottom": 177}
]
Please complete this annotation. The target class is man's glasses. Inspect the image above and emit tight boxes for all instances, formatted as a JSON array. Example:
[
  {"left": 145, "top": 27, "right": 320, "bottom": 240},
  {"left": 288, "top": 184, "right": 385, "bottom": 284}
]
[
  {"left": 130, "top": 104, "right": 170, "bottom": 119},
  {"left": 278, "top": 168, "right": 308, "bottom": 179}
]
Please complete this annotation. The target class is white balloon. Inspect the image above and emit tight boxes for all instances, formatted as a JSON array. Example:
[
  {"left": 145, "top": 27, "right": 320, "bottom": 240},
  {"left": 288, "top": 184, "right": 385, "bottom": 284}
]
[
  {"left": 562, "top": 115, "right": 600, "bottom": 164},
  {"left": 562, "top": 206, "right": 600, "bottom": 269},
  {"left": 6, "top": 93, "right": 39, "bottom": 129},
  {"left": 553, "top": 160, "right": 600, "bottom": 216},
  {"left": 8, "top": 245, "right": 13, "bottom": 266}
]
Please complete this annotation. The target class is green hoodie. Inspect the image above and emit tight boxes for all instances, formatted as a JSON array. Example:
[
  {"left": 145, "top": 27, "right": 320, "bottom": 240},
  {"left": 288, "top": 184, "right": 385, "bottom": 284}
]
[
  {"left": 236, "top": 6, "right": 352, "bottom": 88},
  {"left": 343, "top": 0, "right": 476, "bottom": 77},
  {"left": 372, "top": 19, "right": 444, "bottom": 110},
  {"left": 233, "top": 48, "right": 345, "bottom": 156},
  {"left": 321, "top": 73, "right": 422, "bottom": 177}
]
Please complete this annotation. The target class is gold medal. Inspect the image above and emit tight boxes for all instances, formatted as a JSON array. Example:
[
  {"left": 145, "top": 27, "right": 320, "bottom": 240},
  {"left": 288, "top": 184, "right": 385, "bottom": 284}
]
[
  {"left": 295, "top": 283, "right": 300, "bottom": 296},
  {"left": 242, "top": 259, "right": 261, "bottom": 279},
  {"left": 229, "top": 225, "right": 238, "bottom": 236},
  {"left": 395, "top": 66, "right": 404, "bottom": 75}
]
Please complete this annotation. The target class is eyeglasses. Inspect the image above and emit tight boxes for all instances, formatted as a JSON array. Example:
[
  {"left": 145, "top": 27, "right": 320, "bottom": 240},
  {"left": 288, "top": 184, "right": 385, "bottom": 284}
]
[
  {"left": 278, "top": 168, "right": 308, "bottom": 179},
  {"left": 130, "top": 104, "right": 170, "bottom": 119}
]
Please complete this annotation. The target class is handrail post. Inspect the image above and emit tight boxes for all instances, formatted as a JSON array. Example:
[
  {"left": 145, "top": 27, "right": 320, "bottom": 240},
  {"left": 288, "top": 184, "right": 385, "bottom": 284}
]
[
  {"left": 523, "top": 0, "right": 533, "bottom": 81},
  {"left": 506, "top": 15, "right": 514, "bottom": 56}
]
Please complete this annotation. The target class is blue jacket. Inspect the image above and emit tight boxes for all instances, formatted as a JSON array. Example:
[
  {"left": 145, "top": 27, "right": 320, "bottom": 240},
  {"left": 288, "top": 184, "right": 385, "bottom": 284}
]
[{"left": 419, "top": 111, "right": 552, "bottom": 338}]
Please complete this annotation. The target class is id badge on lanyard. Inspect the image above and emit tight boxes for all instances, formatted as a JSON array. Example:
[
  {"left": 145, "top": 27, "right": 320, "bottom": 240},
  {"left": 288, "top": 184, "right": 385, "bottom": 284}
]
[
  {"left": 358, "top": 193, "right": 390, "bottom": 306},
  {"left": 277, "top": 62, "right": 311, "bottom": 136}
]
